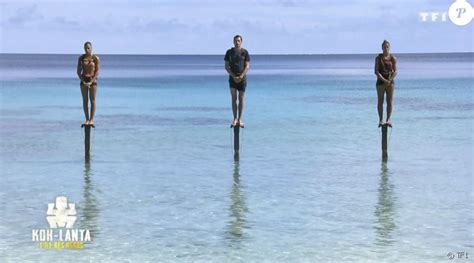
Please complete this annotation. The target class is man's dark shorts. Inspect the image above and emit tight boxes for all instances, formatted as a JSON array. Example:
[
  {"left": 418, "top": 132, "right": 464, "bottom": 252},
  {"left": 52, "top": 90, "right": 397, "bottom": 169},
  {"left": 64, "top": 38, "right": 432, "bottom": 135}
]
[{"left": 229, "top": 76, "right": 247, "bottom": 92}]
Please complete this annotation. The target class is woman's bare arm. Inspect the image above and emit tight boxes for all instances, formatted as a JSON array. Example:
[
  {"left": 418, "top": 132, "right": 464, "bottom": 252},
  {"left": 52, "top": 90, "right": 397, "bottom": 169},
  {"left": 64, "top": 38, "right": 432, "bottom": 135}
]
[
  {"left": 77, "top": 57, "right": 83, "bottom": 81},
  {"left": 374, "top": 56, "right": 389, "bottom": 83},
  {"left": 391, "top": 56, "right": 397, "bottom": 80},
  {"left": 92, "top": 56, "right": 100, "bottom": 82}
]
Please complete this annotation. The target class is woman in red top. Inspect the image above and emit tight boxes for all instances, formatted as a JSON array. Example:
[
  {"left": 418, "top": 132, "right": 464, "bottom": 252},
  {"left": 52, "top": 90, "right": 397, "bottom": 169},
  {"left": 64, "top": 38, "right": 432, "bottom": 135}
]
[
  {"left": 77, "top": 42, "right": 100, "bottom": 125},
  {"left": 374, "top": 40, "right": 397, "bottom": 127}
]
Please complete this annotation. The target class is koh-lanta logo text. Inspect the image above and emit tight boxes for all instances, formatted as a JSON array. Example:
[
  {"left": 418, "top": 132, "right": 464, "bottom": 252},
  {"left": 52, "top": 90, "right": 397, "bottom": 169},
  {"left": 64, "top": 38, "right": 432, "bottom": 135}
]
[
  {"left": 419, "top": 0, "right": 473, "bottom": 26},
  {"left": 32, "top": 196, "right": 91, "bottom": 249}
]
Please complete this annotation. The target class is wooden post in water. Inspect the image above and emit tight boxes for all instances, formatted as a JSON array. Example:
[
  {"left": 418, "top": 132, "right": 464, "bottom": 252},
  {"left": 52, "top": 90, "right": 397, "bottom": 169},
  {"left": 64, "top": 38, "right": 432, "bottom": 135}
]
[
  {"left": 82, "top": 124, "right": 95, "bottom": 160},
  {"left": 233, "top": 126, "right": 240, "bottom": 161},
  {"left": 381, "top": 124, "right": 388, "bottom": 160}
]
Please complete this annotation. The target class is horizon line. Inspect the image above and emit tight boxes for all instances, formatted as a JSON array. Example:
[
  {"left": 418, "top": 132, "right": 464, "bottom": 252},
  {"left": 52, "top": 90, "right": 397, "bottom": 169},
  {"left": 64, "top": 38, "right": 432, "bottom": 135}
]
[{"left": 1, "top": 52, "right": 473, "bottom": 56}]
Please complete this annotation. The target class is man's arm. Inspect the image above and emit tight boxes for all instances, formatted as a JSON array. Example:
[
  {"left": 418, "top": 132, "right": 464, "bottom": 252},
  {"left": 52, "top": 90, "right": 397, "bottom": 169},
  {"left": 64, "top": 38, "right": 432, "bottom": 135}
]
[
  {"left": 240, "top": 61, "right": 249, "bottom": 78},
  {"left": 238, "top": 51, "right": 250, "bottom": 79},
  {"left": 225, "top": 61, "right": 236, "bottom": 78}
]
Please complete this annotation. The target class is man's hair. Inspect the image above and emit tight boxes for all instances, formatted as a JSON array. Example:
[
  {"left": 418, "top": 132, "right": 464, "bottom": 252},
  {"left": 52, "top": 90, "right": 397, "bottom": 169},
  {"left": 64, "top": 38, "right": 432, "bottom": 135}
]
[
  {"left": 234, "top": 35, "right": 243, "bottom": 41},
  {"left": 84, "top": 41, "right": 92, "bottom": 47},
  {"left": 382, "top": 40, "right": 390, "bottom": 49}
]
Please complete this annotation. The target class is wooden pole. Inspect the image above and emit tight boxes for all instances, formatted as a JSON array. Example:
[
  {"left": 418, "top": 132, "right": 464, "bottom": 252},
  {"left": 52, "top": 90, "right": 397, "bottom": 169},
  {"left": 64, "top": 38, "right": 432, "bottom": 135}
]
[
  {"left": 82, "top": 124, "right": 94, "bottom": 160},
  {"left": 233, "top": 126, "right": 240, "bottom": 161},
  {"left": 381, "top": 124, "right": 388, "bottom": 160}
]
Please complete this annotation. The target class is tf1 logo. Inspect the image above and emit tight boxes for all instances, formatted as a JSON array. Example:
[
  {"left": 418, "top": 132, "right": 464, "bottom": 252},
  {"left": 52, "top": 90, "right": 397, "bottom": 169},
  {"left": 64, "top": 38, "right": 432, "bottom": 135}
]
[{"left": 419, "top": 0, "right": 473, "bottom": 26}]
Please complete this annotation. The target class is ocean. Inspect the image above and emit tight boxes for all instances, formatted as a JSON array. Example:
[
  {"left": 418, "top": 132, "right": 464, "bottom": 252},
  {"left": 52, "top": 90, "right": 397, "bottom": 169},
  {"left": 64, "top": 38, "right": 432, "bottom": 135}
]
[{"left": 0, "top": 53, "right": 472, "bottom": 262}]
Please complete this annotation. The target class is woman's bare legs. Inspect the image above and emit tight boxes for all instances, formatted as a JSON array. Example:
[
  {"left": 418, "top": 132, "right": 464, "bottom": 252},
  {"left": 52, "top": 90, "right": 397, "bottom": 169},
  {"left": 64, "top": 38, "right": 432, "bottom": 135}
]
[
  {"left": 89, "top": 84, "right": 97, "bottom": 125},
  {"left": 81, "top": 83, "right": 90, "bottom": 124},
  {"left": 376, "top": 84, "right": 385, "bottom": 127},
  {"left": 385, "top": 84, "right": 394, "bottom": 126}
]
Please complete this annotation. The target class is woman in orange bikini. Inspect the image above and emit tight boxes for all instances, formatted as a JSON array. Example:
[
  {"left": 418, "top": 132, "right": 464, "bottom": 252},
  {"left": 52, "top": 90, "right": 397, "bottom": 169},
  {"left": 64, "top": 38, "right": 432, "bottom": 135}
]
[
  {"left": 375, "top": 40, "right": 397, "bottom": 127},
  {"left": 77, "top": 41, "right": 100, "bottom": 125}
]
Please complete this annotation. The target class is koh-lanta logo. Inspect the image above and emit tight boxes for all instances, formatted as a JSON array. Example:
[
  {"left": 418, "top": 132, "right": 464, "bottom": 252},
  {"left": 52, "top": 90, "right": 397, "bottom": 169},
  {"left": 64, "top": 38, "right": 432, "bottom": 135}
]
[
  {"left": 419, "top": 0, "right": 473, "bottom": 26},
  {"left": 32, "top": 196, "right": 91, "bottom": 249}
]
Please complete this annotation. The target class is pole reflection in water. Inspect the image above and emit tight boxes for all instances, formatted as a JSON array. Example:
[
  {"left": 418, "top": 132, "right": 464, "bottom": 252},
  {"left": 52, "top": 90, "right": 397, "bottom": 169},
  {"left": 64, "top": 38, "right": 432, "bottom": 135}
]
[
  {"left": 374, "top": 161, "right": 397, "bottom": 247},
  {"left": 226, "top": 161, "right": 248, "bottom": 246},
  {"left": 80, "top": 159, "right": 100, "bottom": 240}
]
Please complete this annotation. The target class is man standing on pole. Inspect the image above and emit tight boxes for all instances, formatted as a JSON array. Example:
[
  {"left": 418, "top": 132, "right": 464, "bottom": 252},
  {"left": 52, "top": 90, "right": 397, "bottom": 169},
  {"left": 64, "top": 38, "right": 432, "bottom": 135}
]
[{"left": 225, "top": 35, "right": 250, "bottom": 128}]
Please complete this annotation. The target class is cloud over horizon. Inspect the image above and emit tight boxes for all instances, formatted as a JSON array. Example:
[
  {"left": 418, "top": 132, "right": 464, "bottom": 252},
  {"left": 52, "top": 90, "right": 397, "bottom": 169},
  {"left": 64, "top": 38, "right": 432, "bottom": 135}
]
[{"left": 1, "top": 0, "right": 472, "bottom": 54}]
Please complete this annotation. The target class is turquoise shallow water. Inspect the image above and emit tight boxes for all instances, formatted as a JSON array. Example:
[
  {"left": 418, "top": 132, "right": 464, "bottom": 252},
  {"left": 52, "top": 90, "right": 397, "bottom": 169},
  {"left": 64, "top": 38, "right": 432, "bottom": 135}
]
[{"left": 0, "top": 54, "right": 473, "bottom": 262}]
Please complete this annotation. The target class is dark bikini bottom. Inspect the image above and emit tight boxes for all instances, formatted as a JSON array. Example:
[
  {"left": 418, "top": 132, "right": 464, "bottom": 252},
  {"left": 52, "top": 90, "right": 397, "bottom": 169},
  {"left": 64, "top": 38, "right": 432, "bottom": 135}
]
[{"left": 81, "top": 76, "right": 97, "bottom": 86}]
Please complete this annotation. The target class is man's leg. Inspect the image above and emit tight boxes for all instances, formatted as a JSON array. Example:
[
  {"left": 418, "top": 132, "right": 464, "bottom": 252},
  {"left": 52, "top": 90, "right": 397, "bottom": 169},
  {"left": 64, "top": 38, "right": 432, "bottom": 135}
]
[
  {"left": 230, "top": 88, "right": 238, "bottom": 126},
  {"left": 238, "top": 90, "right": 245, "bottom": 126}
]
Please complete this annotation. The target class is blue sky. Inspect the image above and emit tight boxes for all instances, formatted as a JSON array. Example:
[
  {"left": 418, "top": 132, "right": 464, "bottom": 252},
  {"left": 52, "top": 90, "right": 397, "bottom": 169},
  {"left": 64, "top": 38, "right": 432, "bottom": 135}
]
[{"left": 0, "top": 0, "right": 472, "bottom": 54}]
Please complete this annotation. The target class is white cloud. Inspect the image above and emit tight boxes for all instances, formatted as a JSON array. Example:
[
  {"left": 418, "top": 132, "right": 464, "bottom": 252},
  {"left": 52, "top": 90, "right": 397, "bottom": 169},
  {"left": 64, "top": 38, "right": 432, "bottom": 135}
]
[
  {"left": 0, "top": 0, "right": 471, "bottom": 54},
  {"left": 6, "top": 4, "right": 43, "bottom": 26}
]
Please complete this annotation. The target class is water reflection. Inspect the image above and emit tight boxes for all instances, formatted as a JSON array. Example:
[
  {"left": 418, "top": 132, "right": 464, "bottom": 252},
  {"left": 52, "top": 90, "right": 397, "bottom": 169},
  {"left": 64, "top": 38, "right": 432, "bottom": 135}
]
[
  {"left": 80, "top": 160, "right": 100, "bottom": 239},
  {"left": 226, "top": 161, "right": 248, "bottom": 245},
  {"left": 374, "top": 161, "right": 397, "bottom": 246}
]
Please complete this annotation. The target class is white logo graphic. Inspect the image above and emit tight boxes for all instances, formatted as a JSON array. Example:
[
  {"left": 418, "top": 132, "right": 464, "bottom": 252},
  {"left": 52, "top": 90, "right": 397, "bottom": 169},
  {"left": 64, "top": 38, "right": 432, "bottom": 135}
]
[
  {"left": 419, "top": 0, "right": 473, "bottom": 25},
  {"left": 449, "top": 0, "right": 473, "bottom": 25},
  {"left": 32, "top": 196, "right": 91, "bottom": 248},
  {"left": 46, "top": 196, "right": 77, "bottom": 228}
]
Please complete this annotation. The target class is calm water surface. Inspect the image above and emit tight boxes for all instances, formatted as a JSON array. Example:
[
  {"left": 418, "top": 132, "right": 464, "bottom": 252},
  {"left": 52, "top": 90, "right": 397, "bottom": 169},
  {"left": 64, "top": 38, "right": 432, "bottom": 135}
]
[{"left": 0, "top": 53, "right": 472, "bottom": 262}]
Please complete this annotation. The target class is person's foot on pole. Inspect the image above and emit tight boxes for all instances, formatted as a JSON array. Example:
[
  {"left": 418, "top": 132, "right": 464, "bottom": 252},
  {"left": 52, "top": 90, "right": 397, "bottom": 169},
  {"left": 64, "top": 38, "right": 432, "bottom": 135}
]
[
  {"left": 386, "top": 119, "right": 392, "bottom": 127},
  {"left": 378, "top": 120, "right": 385, "bottom": 128},
  {"left": 231, "top": 119, "right": 238, "bottom": 127},
  {"left": 238, "top": 119, "right": 244, "bottom": 128}
]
